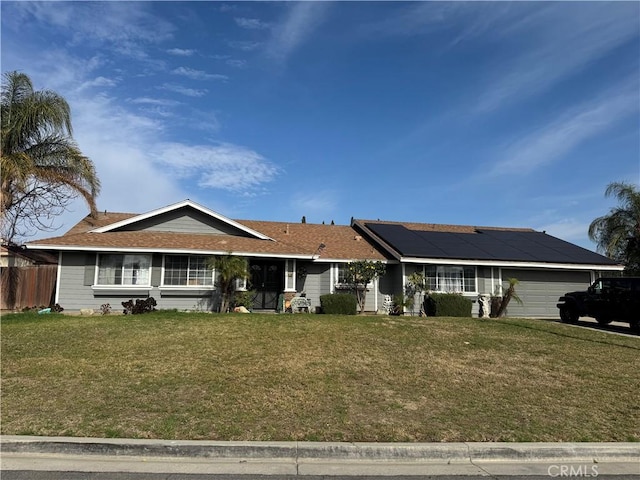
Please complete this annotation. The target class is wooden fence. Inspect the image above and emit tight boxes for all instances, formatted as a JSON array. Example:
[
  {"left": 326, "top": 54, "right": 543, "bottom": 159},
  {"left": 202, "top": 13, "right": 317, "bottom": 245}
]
[{"left": 1, "top": 265, "right": 58, "bottom": 311}]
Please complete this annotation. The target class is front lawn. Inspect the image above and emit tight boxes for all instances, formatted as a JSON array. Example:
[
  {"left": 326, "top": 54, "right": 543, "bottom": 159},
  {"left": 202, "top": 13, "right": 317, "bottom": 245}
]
[{"left": 1, "top": 312, "right": 638, "bottom": 442}]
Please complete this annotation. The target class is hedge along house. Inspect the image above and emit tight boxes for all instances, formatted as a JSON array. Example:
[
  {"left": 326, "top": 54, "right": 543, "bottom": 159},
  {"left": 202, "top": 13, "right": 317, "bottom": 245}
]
[
  {"left": 352, "top": 220, "right": 624, "bottom": 318},
  {"left": 25, "top": 200, "right": 388, "bottom": 313}
]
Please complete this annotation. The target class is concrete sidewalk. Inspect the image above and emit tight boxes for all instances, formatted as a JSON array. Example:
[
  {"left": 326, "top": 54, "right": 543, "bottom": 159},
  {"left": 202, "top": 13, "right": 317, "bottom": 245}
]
[{"left": 1, "top": 435, "right": 639, "bottom": 476}]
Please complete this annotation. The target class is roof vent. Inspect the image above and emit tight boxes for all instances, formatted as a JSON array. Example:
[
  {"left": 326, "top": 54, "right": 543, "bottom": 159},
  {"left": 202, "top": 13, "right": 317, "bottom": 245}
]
[{"left": 354, "top": 235, "right": 362, "bottom": 241}]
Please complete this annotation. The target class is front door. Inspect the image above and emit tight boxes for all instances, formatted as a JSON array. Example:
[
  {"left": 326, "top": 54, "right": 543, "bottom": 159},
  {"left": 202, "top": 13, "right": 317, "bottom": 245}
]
[{"left": 250, "top": 261, "right": 284, "bottom": 310}]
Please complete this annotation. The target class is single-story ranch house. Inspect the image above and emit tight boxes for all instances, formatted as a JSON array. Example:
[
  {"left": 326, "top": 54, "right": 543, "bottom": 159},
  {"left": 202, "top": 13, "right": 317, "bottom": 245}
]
[{"left": 26, "top": 199, "right": 622, "bottom": 317}]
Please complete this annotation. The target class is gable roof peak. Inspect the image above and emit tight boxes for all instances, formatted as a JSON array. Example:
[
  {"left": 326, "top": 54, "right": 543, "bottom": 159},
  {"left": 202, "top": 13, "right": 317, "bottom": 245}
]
[{"left": 89, "top": 199, "right": 273, "bottom": 240}]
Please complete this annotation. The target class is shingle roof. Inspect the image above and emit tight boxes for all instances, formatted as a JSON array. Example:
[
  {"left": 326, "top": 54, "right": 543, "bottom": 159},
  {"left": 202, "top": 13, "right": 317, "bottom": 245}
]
[{"left": 27, "top": 212, "right": 386, "bottom": 261}]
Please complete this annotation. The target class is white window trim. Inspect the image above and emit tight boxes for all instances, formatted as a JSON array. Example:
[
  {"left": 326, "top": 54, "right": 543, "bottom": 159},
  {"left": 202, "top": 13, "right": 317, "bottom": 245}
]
[
  {"left": 333, "top": 263, "right": 374, "bottom": 289},
  {"left": 161, "top": 254, "right": 215, "bottom": 288},
  {"left": 422, "top": 264, "right": 478, "bottom": 295},
  {"left": 95, "top": 253, "right": 152, "bottom": 287},
  {"left": 91, "top": 285, "right": 152, "bottom": 292}
]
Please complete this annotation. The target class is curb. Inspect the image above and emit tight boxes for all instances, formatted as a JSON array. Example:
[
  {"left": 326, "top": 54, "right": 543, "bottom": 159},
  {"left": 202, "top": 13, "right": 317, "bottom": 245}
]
[{"left": 1, "top": 436, "right": 638, "bottom": 462}]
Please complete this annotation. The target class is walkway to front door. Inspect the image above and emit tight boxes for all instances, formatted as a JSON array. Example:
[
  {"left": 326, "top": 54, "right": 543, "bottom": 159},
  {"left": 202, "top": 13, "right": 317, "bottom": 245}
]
[{"left": 249, "top": 261, "right": 284, "bottom": 310}]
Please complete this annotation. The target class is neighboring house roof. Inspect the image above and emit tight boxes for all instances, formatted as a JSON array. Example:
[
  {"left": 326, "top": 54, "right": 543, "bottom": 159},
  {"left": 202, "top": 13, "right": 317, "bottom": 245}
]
[
  {"left": 353, "top": 219, "right": 621, "bottom": 269},
  {"left": 26, "top": 201, "right": 386, "bottom": 262},
  {"left": 1, "top": 244, "right": 58, "bottom": 266}
]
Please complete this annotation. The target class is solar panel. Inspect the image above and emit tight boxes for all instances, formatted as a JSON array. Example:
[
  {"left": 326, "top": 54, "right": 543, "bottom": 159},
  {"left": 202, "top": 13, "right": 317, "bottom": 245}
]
[{"left": 365, "top": 223, "right": 618, "bottom": 265}]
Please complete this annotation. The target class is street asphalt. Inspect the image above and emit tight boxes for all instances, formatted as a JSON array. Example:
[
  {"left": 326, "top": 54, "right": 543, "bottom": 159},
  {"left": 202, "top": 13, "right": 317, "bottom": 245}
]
[{"left": 1, "top": 436, "right": 638, "bottom": 477}]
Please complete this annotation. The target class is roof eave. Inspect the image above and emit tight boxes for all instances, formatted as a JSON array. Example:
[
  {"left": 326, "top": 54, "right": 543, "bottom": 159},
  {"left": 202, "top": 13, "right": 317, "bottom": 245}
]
[{"left": 400, "top": 256, "right": 624, "bottom": 270}]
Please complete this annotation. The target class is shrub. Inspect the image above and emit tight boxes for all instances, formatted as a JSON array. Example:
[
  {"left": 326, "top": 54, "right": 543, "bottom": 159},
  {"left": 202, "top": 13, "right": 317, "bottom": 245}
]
[
  {"left": 319, "top": 293, "right": 357, "bottom": 315},
  {"left": 424, "top": 293, "right": 472, "bottom": 317},
  {"left": 390, "top": 294, "right": 413, "bottom": 315},
  {"left": 100, "top": 303, "right": 112, "bottom": 315},
  {"left": 232, "top": 290, "right": 255, "bottom": 309},
  {"left": 122, "top": 297, "right": 157, "bottom": 315}
]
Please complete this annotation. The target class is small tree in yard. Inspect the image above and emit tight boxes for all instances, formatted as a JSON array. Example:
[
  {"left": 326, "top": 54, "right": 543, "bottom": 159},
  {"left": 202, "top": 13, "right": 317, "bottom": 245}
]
[
  {"left": 344, "top": 260, "right": 386, "bottom": 314},
  {"left": 494, "top": 278, "right": 523, "bottom": 318},
  {"left": 208, "top": 253, "right": 249, "bottom": 313},
  {"left": 406, "top": 271, "right": 427, "bottom": 316}
]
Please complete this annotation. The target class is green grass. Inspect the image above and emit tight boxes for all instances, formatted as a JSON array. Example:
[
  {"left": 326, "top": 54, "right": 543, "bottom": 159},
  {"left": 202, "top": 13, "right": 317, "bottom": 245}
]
[{"left": 1, "top": 311, "right": 639, "bottom": 442}]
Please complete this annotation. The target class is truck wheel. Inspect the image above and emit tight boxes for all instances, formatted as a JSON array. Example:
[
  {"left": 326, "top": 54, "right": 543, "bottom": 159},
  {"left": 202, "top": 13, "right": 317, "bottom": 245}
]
[
  {"left": 630, "top": 319, "right": 640, "bottom": 333},
  {"left": 596, "top": 317, "right": 613, "bottom": 325},
  {"left": 560, "top": 307, "right": 578, "bottom": 324}
]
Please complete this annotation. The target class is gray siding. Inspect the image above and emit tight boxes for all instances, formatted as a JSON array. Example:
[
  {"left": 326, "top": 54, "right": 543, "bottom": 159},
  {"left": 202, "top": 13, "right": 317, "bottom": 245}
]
[
  {"left": 501, "top": 269, "right": 592, "bottom": 318},
  {"left": 59, "top": 252, "right": 102, "bottom": 310},
  {"left": 118, "top": 208, "right": 249, "bottom": 236},
  {"left": 59, "top": 252, "right": 219, "bottom": 312},
  {"left": 296, "top": 262, "right": 330, "bottom": 312}
]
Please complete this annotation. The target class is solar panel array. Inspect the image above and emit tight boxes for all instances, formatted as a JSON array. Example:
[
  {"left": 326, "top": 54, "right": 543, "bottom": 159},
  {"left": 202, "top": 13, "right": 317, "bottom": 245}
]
[{"left": 365, "top": 223, "right": 618, "bottom": 265}]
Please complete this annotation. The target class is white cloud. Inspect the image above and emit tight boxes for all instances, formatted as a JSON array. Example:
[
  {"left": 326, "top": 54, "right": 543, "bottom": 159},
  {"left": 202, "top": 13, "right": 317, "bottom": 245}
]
[
  {"left": 226, "top": 59, "right": 247, "bottom": 68},
  {"left": 266, "top": 2, "right": 330, "bottom": 63},
  {"left": 160, "top": 83, "right": 208, "bottom": 97},
  {"left": 490, "top": 79, "right": 639, "bottom": 175},
  {"left": 358, "top": 2, "right": 457, "bottom": 38},
  {"left": 293, "top": 191, "right": 337, "bottom": 213},
  {"left": 153, "top": 143, "right": 280, "bottom": 193},
  {"left": 227, "top": 40, "right": 262, "bottom": 51},
  {"left": 235, "top": 17, "right": 271, "bottom": 30},
  {"left": 475, "top": 3, "right": 639, "bottom": 112},
  {"left": 537, "top": 219, "right": 592, "bottom": 245},
  {"left": 79, "top": 76, "right": 118, "bottom": 90},
  {"left": 129, "top": 97, "right": 181, "bottom": 107},
  {"left": 171, "top": 67, "right": 228, "bottom": 81},
  {"left": 14, "top": 2, "right": 175, "bottom": 61},
  {"left": 167, "top": 48, "right": 196, "bottom": 56}
]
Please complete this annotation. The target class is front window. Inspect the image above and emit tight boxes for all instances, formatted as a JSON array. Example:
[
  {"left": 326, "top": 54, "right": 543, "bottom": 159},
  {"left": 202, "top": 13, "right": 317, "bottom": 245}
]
[
  {"left": 335, "top": 263, "right": 374, "bottom": 287},
  {"left": 97, "top": 254, "right": 151, "bottom": 286},
  {"left": 336, "top": 264, "right": 349, "bottom": 285},
  {"left": 425, "top": 266, "right": 476, "bottom": 293},
  {"left": 164, "top": 255, "right": 213, "bottom": 286}
]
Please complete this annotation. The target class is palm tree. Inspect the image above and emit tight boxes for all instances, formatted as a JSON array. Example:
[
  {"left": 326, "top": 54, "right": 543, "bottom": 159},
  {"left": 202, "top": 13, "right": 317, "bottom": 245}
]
[
  {"left": 208, "top": 253, "right": 250, "bottom": 313},
  {"left": 1, "top": 71, "right": 100, "bottom": 236},
  {"left": 588, "top": 182, "right": 640, "bottom": 275}
]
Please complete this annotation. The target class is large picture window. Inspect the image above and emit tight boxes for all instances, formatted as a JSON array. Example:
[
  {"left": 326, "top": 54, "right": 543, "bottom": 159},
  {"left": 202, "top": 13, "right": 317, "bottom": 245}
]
[
  {"left": 425, "top": 265, "right": 476, "bottom": 293},
  {"left": 97, "top": 254, "right": 151, "bottom": 286},
  {"left": 164, "top": 255, "right": 213, "bottom": 286}
]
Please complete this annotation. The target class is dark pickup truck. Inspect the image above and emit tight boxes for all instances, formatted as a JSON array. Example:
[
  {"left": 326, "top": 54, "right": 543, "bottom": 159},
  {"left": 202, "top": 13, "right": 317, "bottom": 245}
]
[{"left": 557, "top": 277, "right": 640, "bottom": 332}]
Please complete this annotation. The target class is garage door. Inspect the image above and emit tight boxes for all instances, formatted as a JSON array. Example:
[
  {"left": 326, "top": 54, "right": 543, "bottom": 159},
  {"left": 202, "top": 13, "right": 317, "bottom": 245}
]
[{"left": 501, "top": 269, "right": 592, "bottom": 318}]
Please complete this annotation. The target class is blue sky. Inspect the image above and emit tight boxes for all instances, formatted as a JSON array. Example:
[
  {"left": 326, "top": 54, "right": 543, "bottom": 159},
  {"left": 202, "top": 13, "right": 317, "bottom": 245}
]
[{"left": 2, "top": 1, "right": 639, "bottom": 250}]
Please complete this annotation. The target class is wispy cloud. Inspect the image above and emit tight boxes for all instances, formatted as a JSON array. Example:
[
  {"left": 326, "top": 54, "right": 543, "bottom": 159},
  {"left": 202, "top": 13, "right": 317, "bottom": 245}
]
[
  {"left": 291, "top": 190, "right": 338, "bottom": 218},
  {"left": 358, "top": 2, "right": 457, "bottom": 38},
  {"left": 227, "top": 40, "right": 262, "bottom": 51},
  {"left": 12, "top": 2, "right": 175, "bottom": 61},
  {"left": 475, "top": 3, "right": 639, "bottom": 112},
  {"left": 160, "top": 83, "right": 208, "bottom": 97},
  {"left": 154, "top": 143, "right": 279, "bottom": 193},
  {"left": 167, "top": 48, "right": 196, "bottom": 56},
  {"left": 129, "top": 97, "right": 181, "bottom": 107},
  {"left": 171, "top": 67, "right": 228, "bottom": 81},
  {"left": 266, "top": 2, "right": 330, "bottom": 63},
  {"left": 359, "top": 3, "right": 639, "bottom": 113},
  {"left": 490, "top": 78, "right": 639, "bottom": 176},
  {"left": 226, "top": 59, "right": 247, "bottom": 69},
  {"left": 235, "top": 17, "right": 270, "bottom": 30},
  {"left": 79, "top": 76, "right": 118, "bottom": 90}
]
